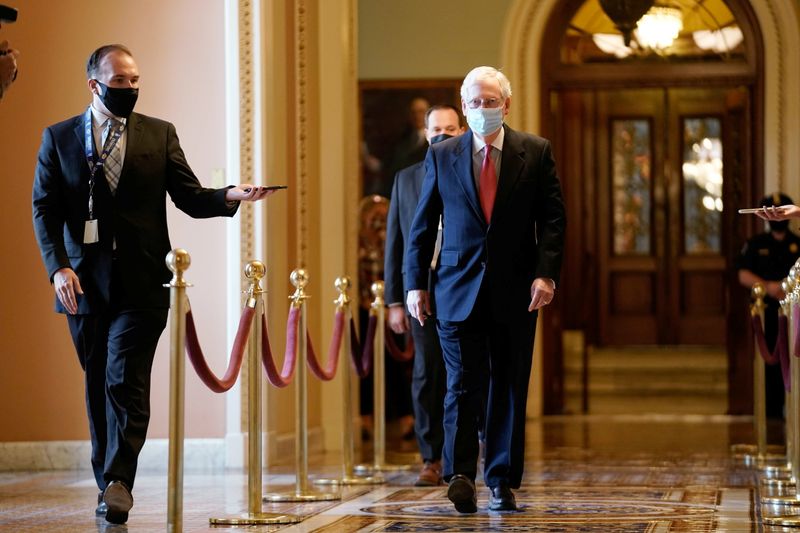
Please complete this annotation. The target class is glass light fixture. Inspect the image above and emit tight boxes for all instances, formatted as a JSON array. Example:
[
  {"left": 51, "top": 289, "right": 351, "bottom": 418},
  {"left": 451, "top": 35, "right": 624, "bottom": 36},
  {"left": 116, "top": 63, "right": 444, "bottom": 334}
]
[
  {"left": 693, "top": 26, "right": 744, "bottom": 53},
  {"left": 635, "top": 4, "right": 683, "bottom": 51},
  {"left": 592, "top": 33, "right": 634, "bottom": 58}
]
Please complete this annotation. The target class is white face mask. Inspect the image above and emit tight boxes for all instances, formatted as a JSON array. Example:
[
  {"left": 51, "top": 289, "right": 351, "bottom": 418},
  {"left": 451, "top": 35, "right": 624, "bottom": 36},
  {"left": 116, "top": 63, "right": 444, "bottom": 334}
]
[{"left": 466, "top": 106, "right": 503, "bottom": 136}]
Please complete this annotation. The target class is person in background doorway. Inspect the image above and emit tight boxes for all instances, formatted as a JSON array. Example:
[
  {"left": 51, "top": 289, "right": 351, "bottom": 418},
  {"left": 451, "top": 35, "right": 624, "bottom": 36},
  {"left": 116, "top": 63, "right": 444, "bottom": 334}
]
[{"left": 738, "top": 192, "right": 800, "bottom": 419}]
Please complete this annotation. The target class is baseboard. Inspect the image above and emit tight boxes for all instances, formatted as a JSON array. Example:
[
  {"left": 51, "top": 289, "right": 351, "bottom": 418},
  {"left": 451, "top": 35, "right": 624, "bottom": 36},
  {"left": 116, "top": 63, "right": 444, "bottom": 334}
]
[
  {"left": 0, "top": 427, "right": 326, "bottom": 471},
  {"left": 0, "top": 439, "right": 225, "bottom": 472}
]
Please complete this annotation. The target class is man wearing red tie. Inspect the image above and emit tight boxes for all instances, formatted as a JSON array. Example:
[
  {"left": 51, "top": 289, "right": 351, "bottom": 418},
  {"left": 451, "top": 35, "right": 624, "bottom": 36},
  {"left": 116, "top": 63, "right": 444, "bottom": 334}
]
[{"left": 405, "top": 66, "right": 565, "bottom": 513}]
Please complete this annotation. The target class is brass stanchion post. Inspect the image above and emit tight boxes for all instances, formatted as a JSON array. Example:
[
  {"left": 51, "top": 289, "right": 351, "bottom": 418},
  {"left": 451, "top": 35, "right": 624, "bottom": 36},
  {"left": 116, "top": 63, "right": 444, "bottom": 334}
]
[
  {"left": 753, "top": 283, "right": 769, "bottom": 459},
  {"left": 761, "top": 290, "right": 797, "bottom": 486},
  {"left": 733, "top": 282, "right": 786, "bottom": 466},
  {"left": 355, "top": 281, "right": 414, "bottom": 476},
  {"left": 314, "top": 277, "right": 384, "bottom": 486},
  {"left": 166, "top": 249, "right": 191, "bottom": 533},
  {"left": 210, "top": 261, "right": 300, "bottom": 525},
  {"left": 264, "top": 269, "right": 340, "bottom": 502}
]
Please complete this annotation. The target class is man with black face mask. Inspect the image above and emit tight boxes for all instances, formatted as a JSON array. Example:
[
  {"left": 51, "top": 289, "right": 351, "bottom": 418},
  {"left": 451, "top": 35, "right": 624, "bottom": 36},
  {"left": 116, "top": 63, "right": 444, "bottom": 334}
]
[
  {"left": 737, "top": 192, "right": 800, "bottom": 420},
  {"left": 384, "top": 104, "right": 465, "bottom": 486},
  {"left": 31, "top": 44, "right": 275, "bottom": 525}
]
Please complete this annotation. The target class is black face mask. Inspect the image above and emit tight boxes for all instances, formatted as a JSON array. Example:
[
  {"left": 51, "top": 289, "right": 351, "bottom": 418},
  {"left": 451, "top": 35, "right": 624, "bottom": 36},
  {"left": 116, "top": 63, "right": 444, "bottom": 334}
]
[
  {"left": 769, "top": 220, "right": 790, "bottom": 233},
  {"left": 95, "top": 80, "right": 138, "bottom": 117},
  {"left": 429, "top": 133, "right": 454, "bottom": 145}
]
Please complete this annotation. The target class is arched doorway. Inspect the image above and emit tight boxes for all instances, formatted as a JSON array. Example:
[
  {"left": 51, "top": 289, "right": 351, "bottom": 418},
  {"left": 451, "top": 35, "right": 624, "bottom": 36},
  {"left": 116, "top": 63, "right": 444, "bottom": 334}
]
[
  {"left": 545, "top": 0, "right": 761, "bottom": 415},
  {"left": 504, "top": 0, "right": 784, "bottom": 414}
]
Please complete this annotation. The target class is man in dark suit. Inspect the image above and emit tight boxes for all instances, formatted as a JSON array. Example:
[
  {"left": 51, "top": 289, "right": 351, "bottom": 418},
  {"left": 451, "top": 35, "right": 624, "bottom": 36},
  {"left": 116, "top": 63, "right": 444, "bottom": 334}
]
[
  {"left": 31, "top": 44, "right": 274, "bottom": 525},
  {"left": 384, "top": 104, "right": 464, "bottom": 486},
  {"left": 405, "top": 66, "right": 565, "bottom": 513}
]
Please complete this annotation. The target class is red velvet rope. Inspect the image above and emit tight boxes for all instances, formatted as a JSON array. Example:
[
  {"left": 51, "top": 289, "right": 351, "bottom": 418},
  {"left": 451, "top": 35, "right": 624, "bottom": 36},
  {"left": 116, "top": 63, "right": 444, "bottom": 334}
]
[
  {"left": 752, "top": 314, "right": 781, "bottom": 366},
  {"left": 794, "top": 305, "right": 800, "bottom": 358},
  {"left": 184, "top": 306, "right": 254, "bottom": 393},
  {"left": 350, "top": 314, "right": 376, "bottom": 378},
  {"left": 385, "top": 323, "right": 414, "bottom": 362},
  {"left": 778, "top": 314, "right": 791, "bottom": 391},
  {"left": 306, "top": 309, "right": 345, "bottom": 381},
  {"left": 260, "top": 306, "right": 300, "bottom": 388}
]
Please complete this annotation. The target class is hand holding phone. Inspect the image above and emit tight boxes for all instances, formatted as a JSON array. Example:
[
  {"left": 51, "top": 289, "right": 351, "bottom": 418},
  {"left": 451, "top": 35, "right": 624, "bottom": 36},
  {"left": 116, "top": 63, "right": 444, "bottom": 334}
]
[{"left": 243, "top": 185, "right": 288, "bottom": 193}]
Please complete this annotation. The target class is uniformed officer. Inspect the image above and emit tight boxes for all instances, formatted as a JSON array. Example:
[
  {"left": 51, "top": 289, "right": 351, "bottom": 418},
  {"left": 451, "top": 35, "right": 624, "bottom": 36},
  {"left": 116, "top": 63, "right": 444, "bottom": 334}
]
[{"left": 737, "top": 192, "right": 800, "bottom": 419}]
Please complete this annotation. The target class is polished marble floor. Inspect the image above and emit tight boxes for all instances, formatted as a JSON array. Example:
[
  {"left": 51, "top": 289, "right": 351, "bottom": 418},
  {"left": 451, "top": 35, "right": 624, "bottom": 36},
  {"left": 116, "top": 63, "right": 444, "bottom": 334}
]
[{"left": 0, "top": 414, "right": 793, "bottom": 532}]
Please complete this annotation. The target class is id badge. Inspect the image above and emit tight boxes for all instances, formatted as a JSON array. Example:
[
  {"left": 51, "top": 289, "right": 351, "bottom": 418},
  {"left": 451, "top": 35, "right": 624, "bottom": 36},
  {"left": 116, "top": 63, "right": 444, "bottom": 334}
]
[{"left": 83, "top": 219, "right": 99, "bottom": 244}]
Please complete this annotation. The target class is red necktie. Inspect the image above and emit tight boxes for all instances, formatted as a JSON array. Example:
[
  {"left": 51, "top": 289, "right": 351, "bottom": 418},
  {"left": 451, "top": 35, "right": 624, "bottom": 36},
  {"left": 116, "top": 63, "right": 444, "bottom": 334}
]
[{"left": 479, "top": 144, "right": 497, "bottom": 223}]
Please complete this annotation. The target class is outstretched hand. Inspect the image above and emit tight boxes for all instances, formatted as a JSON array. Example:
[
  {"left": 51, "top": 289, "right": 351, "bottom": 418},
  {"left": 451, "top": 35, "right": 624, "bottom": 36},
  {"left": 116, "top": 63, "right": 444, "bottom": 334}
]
[
  {"left": 225, "top": 185, "right": 281, "bottom": 202},
  {"left": 755, "top": 204, "right": 800, "bottom": 221}
]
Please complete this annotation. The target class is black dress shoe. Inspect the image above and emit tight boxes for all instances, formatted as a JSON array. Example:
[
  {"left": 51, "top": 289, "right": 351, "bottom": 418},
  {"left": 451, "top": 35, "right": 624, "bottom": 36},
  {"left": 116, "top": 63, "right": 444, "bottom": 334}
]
[
  {"left": 447, "top": 474, "right": 477, "bottom": 513},
  {"left": 488, "top": 484, "right": 517, "bottom": 511},
  {"left": 95, "top": 491, "right": 107, "bottom": 516},
  {"left": 103, "top": 480, "right": 134, "bottom": 524}
]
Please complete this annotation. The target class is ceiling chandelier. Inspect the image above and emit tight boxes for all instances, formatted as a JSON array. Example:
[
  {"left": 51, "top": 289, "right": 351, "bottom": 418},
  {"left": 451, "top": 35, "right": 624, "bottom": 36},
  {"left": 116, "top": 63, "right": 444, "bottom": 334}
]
[
  {"left": 635, "top": 4, "right": 684, "bottom": 50},
  {"left": 598, "top": 0, "right": 654, "bottom": 46}
]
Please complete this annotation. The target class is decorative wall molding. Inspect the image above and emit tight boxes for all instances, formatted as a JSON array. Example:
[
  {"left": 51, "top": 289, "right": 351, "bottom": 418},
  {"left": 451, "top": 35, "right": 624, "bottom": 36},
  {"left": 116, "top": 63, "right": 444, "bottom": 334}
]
[{"left": 295, "top": 0, "right": 309, "bottom": 267}]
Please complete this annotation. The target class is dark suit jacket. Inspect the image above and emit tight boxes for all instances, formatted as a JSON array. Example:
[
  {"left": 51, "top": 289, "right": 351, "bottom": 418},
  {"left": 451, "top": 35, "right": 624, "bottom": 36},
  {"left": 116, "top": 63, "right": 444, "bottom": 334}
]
[
  {"left": 404, "top": 126, "right": 565, "bottom": 322},
  {"left": 32, "top": 111, "right": 237, "bottom": 314},
  {"left": 384, "top": 160, "right": 425, "bottom": 307}
]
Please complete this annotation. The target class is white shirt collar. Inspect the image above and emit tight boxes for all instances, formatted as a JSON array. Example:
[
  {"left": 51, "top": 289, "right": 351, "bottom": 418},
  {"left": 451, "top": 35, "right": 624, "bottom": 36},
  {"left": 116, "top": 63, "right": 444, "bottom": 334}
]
[{"left": 472, "top": 125, "right": 505, "bottom": 155}]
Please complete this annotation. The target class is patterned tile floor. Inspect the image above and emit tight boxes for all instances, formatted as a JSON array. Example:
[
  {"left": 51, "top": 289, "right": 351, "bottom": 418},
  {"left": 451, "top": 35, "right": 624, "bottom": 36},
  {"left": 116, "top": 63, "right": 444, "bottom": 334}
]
[{"left": 0, "top": 414, "right": 793, "bottom": 532}]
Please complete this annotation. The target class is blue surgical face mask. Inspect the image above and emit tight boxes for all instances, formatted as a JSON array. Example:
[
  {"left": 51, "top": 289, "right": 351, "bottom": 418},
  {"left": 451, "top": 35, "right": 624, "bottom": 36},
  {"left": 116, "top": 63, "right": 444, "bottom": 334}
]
[{"left": 466, "top": 106, "right": 503, "bottom": 136}]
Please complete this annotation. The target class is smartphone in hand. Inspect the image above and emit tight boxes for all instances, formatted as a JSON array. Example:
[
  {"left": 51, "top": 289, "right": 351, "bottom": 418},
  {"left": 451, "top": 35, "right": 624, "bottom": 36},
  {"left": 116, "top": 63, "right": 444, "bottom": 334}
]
[{"left": 243, "top": 185, "right": 288, "bottom": 193}]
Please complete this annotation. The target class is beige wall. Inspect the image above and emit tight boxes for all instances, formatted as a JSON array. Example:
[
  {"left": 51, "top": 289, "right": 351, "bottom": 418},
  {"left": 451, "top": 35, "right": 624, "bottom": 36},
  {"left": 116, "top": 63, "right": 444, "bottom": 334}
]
[
  {"left": 0, "top": 0, "right": 229, "bottom": 441},
  {"left": 358, "top": 0, "right": 513, "bottom": 79}
]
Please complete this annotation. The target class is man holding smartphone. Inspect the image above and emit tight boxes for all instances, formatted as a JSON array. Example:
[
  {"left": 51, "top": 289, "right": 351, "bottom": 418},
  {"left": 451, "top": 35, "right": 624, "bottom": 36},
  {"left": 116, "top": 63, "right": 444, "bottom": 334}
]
[{"left": 32, "top": 44, "right": 276, "bottom": 525}]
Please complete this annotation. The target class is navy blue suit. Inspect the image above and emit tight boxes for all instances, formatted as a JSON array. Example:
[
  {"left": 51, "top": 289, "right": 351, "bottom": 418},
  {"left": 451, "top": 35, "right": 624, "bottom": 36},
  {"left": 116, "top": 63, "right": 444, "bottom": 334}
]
[
  {"left": 404, "top": 126, "right": 565, "bottom": 488},
  {"left": 32, "top": 110, "right": 237, "bottom": 492},
  {"left": 384, "top": 161, "right": 446, "bottom": 462}
]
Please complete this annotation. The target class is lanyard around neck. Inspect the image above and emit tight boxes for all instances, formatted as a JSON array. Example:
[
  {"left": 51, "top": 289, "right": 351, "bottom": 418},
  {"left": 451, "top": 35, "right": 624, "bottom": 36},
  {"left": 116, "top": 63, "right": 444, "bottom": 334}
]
[{"left": 84, "top": 107, "right": 125, "bottom": 219}]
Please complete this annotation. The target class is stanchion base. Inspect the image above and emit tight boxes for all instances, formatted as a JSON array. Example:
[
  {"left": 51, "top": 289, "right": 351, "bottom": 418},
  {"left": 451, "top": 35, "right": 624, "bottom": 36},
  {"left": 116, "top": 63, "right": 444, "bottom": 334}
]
[
  {"left": 263, "top": 490, "right": 341, "bottom": 503},
  {"left": 737, "top": 453, "right": 787, "bottom": 468},
  {"left": 354, "top": 462, "right": 414, "bottom": 475},
  {"left": 731, "top": 443, "right": 785, "bottom": 455},
  {"left": 762, "top": 495, "right": 800, "bottom": 506},
  {"left": 313, "top": 474, "right": 386, "bottom": 486},
  {"left": 209, "top": 512, "right": 302, "bottom": 526},
  {"left": 763, "top": 515, "right": 800, "bottom": 528},
  {"left": 762, "top": 464, "right": 793, "bottom": 476},
  {"left": 762, "top": 477, "right": 796, "bottom": 488}
]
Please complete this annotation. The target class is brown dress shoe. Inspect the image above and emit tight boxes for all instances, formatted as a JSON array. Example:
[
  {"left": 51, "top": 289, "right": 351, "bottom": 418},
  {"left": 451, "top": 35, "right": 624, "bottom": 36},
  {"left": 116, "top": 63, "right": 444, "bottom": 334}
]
[{"left": 415, "top": 460, "right": 443, "bottom": 486}]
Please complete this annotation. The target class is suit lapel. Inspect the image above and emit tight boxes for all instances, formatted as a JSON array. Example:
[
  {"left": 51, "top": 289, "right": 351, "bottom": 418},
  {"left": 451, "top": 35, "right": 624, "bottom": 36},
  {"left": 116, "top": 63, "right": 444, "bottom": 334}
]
[
  {"left": 493, "top": 125, "right": 525, "bottom": 222},
  {"left": 452, "top": 132, "right": 483, "bottom": 221},
  {"left": 117, "top": 112, "right": 143, "bottom": 192},
  {"left": 72, "top": 114, "right": 86, "bottom": 151}
]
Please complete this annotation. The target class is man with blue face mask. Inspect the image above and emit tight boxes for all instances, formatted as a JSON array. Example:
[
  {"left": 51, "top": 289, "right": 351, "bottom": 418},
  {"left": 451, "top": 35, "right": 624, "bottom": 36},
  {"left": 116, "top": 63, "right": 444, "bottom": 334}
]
[
  {"left": 32, "top": 44, "right": 275, "bottom": 525},
  {"left": 385, "top": 104, "right": 465, "bottom": 487},
  {"left": 405, "top": 66, "right": 565, "bottom": 513}
]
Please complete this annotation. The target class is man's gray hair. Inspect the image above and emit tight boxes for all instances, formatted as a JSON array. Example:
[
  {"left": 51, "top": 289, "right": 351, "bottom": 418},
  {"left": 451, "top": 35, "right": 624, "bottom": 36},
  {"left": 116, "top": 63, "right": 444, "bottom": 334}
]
[{"left": 460, "top": 66, "right": 512, "bottom": 101}]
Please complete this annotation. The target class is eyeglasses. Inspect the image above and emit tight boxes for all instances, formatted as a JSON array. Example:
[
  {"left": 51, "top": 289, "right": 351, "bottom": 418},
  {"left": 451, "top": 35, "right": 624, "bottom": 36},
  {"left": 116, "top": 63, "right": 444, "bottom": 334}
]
[{"left": 466, "top": 97, "right": 503, "bottom": 109}]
